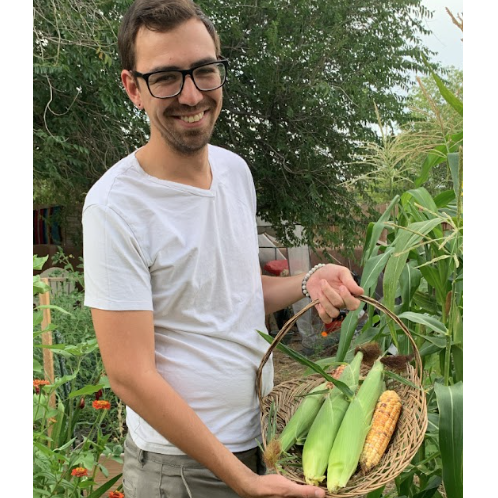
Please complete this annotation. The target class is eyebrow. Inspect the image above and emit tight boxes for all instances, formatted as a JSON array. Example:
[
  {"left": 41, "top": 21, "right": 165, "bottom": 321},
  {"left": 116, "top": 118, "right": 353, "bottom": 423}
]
[{"left": 147, "top": 57, "right": 218, "bottom": 73}]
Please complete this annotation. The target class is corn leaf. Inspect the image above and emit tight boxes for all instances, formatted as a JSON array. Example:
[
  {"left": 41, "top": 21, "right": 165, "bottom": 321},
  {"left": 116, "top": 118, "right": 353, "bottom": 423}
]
[
  {"left": 383, "top": 218, "right": 443, "bottom": 314},
  {"left": 434, "top": 381, "right": 463, "bottom": 498},
  {"left": 412, "top": 475, "right": 443, "bottom": 498},
  {"left": 399, "top": 263, "right": 422, "bottom": 313},
  {"left": 361, "top": 249, "right": 393, "bottom": 295},
  {"left": 361, "top": 195, "right": 400, "bottom": 264},
  {"left": 432, "top": 72, "right": 463, "bottom": 116},
  {"left": 397, "top": 312, "right": 447, "bottom": 335},
  {"left": 366, "top": 486, "right": 386, "bottom": 498},
  {"left": 257, "top": 330, "right": 354, "bottom": 399},
  {"left": 383, "top": 369, "right": 421, "bottom": 390}
]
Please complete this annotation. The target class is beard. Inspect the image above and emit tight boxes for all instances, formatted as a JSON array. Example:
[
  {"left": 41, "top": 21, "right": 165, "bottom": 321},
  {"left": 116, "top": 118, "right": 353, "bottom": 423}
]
[
  {"left": 163, "top": 125, "right": 215, "bottom": 156},
  {"left": 160, "top": 100, "right": 219, "bottom": 156}
]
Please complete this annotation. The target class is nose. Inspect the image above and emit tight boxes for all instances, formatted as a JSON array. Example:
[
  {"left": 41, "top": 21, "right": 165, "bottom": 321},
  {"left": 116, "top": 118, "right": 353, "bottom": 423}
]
[{"left": 178, "top": 75, "right": 203, "bottom": 106}]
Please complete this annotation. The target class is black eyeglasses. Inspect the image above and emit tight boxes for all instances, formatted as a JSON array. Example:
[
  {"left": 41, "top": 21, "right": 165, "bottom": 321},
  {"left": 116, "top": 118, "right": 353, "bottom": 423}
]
[{"left": 132, "top": 59, "right": 228, "bottom": 99}]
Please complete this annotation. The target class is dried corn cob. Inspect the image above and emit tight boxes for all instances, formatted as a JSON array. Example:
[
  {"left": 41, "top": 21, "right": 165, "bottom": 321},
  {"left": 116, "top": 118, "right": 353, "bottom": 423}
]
[
  {"left": 359, "top": 390, "right": 402, "bottom": 474},
  {"left": 327, "top": 359, "right": 385, "bottom": 493},
  {"left": 302, "top": 352, "right": 363, "bottom": 485}
]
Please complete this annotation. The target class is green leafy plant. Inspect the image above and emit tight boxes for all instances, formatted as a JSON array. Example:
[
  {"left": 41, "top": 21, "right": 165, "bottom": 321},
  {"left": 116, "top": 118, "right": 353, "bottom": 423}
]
[
  {"left": 33, "top": 255, "right": 124, "bottom": 498},
  {"left": 338, "top": 69, "right": 463, "bottom": 498}
]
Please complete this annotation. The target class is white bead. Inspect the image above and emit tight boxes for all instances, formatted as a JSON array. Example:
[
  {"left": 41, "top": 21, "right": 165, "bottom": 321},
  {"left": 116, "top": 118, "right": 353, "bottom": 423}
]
[{"left": 301, "top": 263, "right": 325, "bottom": 298}]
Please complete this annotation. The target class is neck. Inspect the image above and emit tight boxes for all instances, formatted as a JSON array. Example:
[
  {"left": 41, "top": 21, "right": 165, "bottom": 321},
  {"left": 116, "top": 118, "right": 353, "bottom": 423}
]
[{"left": 136, "top": 140, "right": 212, "bottom": 189}]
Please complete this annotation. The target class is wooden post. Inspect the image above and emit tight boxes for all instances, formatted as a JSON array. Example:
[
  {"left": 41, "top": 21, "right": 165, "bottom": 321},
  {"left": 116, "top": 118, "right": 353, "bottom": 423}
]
[{"left": 39, "top": 278, "right": 56, "bottom": 411}]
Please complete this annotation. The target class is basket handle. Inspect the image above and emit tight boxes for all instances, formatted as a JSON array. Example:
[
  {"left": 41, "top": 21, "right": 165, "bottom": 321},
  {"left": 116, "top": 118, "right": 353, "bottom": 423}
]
[{"left": 256, "top": 295, "right": 423, "bottom": 404}]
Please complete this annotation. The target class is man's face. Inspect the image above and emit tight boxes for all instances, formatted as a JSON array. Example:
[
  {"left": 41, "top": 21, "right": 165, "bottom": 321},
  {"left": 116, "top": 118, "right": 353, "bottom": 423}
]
[{"left": 133, "top": 19, "right": 223, "bottom": 155}]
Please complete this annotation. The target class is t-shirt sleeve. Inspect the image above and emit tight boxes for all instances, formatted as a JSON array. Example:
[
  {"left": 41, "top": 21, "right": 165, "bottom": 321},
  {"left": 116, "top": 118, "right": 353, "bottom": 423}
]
[{"left": 82, "top": 204, "right": 153, "bottom": 311}]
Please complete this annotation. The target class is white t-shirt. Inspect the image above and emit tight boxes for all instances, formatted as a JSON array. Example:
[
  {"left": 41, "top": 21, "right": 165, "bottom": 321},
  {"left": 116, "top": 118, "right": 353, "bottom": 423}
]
[{"left": 82, "top": 145, "right": 273, "bottom": 455}]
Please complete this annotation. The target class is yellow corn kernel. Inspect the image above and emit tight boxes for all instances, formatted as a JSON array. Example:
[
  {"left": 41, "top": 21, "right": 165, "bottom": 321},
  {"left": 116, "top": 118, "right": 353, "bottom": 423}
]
[{"left": 359, "top": 390, "right": 402, "bottom": 474}]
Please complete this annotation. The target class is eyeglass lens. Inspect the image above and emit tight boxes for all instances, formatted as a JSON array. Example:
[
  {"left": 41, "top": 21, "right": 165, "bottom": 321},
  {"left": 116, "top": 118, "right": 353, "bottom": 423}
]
[{"left": 148, "top": 62, "right": 226, "bottom": 98}]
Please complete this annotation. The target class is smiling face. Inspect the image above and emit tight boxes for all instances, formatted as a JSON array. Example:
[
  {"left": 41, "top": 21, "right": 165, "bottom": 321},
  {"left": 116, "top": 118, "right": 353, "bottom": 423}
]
[{"left": 123, "top": 19, "right": 223, "bottom": 156}]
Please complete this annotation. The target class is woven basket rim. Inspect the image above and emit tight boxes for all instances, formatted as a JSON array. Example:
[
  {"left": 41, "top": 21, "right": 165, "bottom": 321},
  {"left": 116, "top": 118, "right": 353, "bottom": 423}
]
[{"left": 257, "top": 295, "right": 428, "bottom": 497}]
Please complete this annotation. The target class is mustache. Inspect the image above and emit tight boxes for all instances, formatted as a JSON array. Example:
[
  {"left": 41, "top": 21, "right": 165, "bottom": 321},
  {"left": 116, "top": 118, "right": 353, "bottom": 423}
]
[{"left": 165, "top": 101, "right": 214, "bottom": 116}]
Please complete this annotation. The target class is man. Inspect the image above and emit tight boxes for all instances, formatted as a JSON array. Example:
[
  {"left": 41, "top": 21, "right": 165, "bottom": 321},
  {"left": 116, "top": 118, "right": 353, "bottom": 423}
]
[{"left": 82, "top": 1, "right": 363, "bottom": 497}]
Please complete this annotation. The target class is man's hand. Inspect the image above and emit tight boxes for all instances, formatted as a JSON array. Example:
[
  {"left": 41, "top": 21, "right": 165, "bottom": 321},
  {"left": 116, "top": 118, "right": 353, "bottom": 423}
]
[
  {"left": 239, "top": 473, "right": 326, "bottom": 498},
  {"left": 306, "top": 264, "right": 364, "bottom": 324}
]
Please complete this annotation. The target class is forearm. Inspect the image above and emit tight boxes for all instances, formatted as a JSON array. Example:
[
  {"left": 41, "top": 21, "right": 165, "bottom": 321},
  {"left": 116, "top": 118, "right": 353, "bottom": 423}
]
[
  {"left": 261, "top": 273, "right": 306, "bottom": 315},
  {"left": 111, "top": 370, "right": 254, "bottom": 495}
]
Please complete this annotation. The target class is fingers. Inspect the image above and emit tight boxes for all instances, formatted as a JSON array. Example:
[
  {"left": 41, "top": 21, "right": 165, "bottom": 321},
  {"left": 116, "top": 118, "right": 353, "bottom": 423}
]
[{"left": 315, "top": 280, "right": 363, "bottom": 323}]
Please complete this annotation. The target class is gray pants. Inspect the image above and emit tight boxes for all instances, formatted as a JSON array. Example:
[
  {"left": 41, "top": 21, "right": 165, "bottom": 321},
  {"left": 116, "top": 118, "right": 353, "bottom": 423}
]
[{"left": 122, "top": 434, "right": 266, "bottom": 498}]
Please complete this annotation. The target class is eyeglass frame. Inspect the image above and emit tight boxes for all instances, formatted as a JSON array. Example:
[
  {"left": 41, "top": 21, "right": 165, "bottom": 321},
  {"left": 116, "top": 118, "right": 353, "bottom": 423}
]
[{"left": 131, "top": 58, "right": 229, "bottom": 99}]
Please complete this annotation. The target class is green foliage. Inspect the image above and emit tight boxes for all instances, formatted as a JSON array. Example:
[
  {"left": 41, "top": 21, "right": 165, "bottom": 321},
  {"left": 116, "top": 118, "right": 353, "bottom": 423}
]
[
  {"left": 33, "top": 0, "right": 148, "bottom": 218},
  {"left": 33, "top": 252, "right": 124, "bottom": 497},
  {"left": 34, "top": 0, "right": 437, "bottom": 253},
  {"left": 271, "top": 69, "right": 463, "bottom": 496},
  {"left": 201, "top": 0, "right": 437, "bottom": 251},
  {"left": 343, "top": 67, "right": 463, "bottom": 206},
  {"left": 336, "top": 71, "right": 463, "bottom": 497}
]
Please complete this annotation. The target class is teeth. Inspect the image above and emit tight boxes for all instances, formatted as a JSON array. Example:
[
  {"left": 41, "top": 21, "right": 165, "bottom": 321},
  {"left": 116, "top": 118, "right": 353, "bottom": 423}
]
[{"left": 180, "top": 112, "right": 204, "bottom": 123}]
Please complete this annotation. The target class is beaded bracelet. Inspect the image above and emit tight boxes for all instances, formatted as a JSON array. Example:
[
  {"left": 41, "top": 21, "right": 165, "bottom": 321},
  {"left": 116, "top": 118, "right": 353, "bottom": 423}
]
[{"left": 301, "top": 263, "right": 326, "bottom": 298}]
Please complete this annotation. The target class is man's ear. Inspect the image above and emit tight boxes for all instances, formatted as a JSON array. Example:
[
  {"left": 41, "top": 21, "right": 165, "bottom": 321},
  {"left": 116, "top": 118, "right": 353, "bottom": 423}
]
[{"left": 121, "top": 69, "right": 144, "bottom": 110}]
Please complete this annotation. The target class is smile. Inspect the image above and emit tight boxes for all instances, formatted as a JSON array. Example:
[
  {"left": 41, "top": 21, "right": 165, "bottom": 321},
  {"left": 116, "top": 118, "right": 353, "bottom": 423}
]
[{"left": 178, "top": 111, "right": 205, "bottom": 123}]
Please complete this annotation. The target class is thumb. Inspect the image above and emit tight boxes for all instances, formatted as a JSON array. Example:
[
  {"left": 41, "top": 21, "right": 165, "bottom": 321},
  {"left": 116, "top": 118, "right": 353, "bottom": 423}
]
[{"left": 300, "top": 486, "right": 325, "bottom": 498}]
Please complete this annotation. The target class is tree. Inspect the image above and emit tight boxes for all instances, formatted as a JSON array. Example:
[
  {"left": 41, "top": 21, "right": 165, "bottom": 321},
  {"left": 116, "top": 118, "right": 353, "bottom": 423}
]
[
  {"left": 201, "top": 0, "right": 437, "bottom": 252},
  {"left": 34, "top": 0, "right": 437, "bottom": 254},
  {"left": 33, "top": 0, "right": 148, "bottom": 211}
]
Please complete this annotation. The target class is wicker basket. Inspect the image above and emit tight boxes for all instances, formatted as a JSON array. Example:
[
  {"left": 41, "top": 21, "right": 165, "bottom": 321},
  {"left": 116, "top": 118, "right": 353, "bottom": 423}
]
[{"left": 256, "top": 295, "right": 428, "bottom": 497}]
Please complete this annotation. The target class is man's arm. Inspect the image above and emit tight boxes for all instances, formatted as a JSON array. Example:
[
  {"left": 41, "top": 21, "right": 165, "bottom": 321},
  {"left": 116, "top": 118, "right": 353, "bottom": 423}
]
[
  {"left": 261, "top": 264, "right": 364, "bottom": 322},
  {"left": 91, "top": 308, "right": 325, "bottom": 498}
]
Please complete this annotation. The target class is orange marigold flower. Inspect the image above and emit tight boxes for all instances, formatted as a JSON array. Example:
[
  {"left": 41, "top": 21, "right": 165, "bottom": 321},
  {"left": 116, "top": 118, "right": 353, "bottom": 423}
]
[
  {"left": 71, "top": 467, "right": 88, "bottom": 477},
  {"left": 109, "top": 491, "right": 125, "bottom": 498},
  {"left": 92, "top": 400, "right": 111, "bottom": 410},
  {"left": 33, "top": 379, "right": 50, "bottom": 393},
  {"left": 321, "top": 331, "right": 328, "bottom": 337}
]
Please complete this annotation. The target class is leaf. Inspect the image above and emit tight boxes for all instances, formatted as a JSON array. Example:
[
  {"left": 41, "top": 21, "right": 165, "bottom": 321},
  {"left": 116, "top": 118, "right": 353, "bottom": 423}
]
[
  {"left": 447, "top": 152, "right": 461, "bottom": 199},
  {"left": 383, "top": 369, "right": 421, "bottom": 390},
  {"left": 361, "top": 249, "right": 393, "bottom": 295},
  {"left": 69, "top": 384, "right": 106, "bottom": 399},
  {"left": 366, "top": 486, "right": 386, "bottom": 498},
  {"left": 434, "top": 381, "right": 463, "bottom": 498},
  {"left": 403, "top": 187, "right": 438, "bottom": 213},
  {"left": 37, "top": 304, "right": 72, "bottom": 315},
  {"left": 361, "top": 196, "right": 400, "bottom": 263},
  {"left": 432, "top": 72, "right": 463, "bottom": 116},
  {"left": 433, "top": 190, "right": 456, "bottom": 209},
  {"left": 85, "top": 473, "right": 123, "bottom": 498},
  {"left": 257, "top": 330, "right": 354, "bottom": 399},
  {"left": 451, "top": 345, "right": 463, "bottom": 383},
  {"left": 399, "top": 263, "right": 422, "bottom": 313},
  {"left": 397, "top": 312, "right": 447, "bottom": 334},
  {"left": 34, "top": 255, "right": 49, "bottom": 270},
  {"left": 383, "top": 219, "right": 443, "bottom": 312},
  {"left": 412, "top": 475, "right": 443, "bottom": 498},
  {"left": 335, "top": 307, "right": 363, "bottom": 363}
]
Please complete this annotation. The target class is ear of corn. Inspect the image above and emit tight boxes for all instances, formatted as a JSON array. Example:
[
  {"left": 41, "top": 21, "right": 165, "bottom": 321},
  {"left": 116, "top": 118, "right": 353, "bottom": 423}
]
[
  {"left": 278, "top": 381, "right": 328, "bottom": 453},
  {"left": 359, "top": 390, "right": 402, "bottom": 474},
  {"left": 302, "top": 352, "right": 363, "bottom": 485},
  {"left": 278, "top": 364, "right": 347, "bottom": 453},
  {"left": 326, "top": 359, "right": 385, "bottom": 493}
]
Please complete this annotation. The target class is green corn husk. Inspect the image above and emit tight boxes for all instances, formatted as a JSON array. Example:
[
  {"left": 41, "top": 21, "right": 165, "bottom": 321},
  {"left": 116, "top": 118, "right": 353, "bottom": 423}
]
[
  {"left": 327, "top": 360, "right": 385, "bottom": 493},
  {"left": 302, "top": 352, "right": 363, "bottom": 486},
  {"left": 279, "top": 381, "right": 329, "bottom": 453}
]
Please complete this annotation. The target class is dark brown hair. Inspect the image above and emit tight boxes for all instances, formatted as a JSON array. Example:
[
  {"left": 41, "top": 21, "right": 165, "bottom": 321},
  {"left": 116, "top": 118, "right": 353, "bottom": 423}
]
[{"left": 118, "top": 0, "right": 221, "bottom": 70}]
